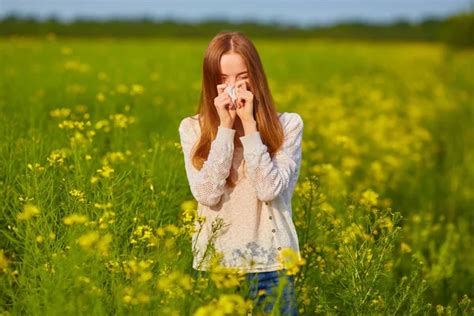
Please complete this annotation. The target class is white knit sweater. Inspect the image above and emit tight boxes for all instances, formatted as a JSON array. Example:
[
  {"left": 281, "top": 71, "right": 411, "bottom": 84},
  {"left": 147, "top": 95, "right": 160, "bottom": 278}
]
[{"left": 178, "top": 112, "right": 303, "bottom": 272}]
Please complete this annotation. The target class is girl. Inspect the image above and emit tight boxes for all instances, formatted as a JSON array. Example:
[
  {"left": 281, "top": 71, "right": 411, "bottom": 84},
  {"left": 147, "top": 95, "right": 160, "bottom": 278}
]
[{"left": 178, "top": 31, "right": 303, "bottom": 315}]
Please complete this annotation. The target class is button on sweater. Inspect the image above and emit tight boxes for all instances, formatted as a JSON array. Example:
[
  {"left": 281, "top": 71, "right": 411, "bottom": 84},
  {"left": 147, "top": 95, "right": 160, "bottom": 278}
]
[{"left": 178, "top": 112, "right": 304, "bottom": 273}]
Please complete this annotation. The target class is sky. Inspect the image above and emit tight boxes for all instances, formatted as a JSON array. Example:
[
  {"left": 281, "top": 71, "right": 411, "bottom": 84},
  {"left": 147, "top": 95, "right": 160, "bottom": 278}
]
[{"left": 0, "top": 0, "right": 472, "bottom": 27}]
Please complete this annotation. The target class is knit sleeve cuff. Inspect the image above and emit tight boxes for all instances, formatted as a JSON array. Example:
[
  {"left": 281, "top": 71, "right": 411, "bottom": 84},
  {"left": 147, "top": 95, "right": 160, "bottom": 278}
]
[
  {"left": 239, "top": 131, "right": 263, "bottom": 151},
  {"left": 215, "top": 125, "right": 236, "bottom": 143}
]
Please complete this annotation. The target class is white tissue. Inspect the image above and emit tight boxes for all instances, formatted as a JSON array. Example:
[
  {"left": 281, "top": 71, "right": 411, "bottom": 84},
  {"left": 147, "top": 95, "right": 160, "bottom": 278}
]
[{"left": 224, "top": 85, "right": 238, "bottom": 104}]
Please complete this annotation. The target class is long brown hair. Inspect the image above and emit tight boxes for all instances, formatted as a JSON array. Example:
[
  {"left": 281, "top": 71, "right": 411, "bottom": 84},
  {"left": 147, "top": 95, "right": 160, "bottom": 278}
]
[{"left": 190, "top": 31, "right": 284, "bottom": 188}]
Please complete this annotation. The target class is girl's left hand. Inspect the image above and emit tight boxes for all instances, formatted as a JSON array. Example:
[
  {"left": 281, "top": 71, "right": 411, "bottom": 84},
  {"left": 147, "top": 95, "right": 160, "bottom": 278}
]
[{"left": 235, "top": 79, "right": 255, "bottom": 122}]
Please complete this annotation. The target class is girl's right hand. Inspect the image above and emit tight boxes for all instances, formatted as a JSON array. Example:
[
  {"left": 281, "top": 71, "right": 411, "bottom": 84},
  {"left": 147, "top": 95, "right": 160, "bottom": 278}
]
[{"left": 214, "top": 83, "right": 237, "bottom": 129}]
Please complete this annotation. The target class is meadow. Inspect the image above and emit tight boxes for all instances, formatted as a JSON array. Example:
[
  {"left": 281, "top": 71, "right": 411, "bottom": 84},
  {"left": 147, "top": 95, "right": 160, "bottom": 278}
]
[{"left": 0, "top": 35, "right": 473, "bottom": 315}]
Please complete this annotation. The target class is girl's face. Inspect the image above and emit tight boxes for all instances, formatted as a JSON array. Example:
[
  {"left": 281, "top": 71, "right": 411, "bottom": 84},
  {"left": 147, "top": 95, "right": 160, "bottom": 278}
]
[{"left": 219, "top": 52, "right": 249, "bottom": 88}]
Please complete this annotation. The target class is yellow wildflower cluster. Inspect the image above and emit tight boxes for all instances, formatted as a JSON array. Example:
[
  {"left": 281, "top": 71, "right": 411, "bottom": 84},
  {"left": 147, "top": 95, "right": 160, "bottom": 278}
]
[
  {"left": 17, "top": 203, "right": 40, "bottom": 221},
  {"left": 76, "top": 231, "right": 112, "bottom": 256},
  {"left": 69, "top": 189, "right": 86, "bottom": 202},
  {"left": 130, "top": 225, "right": 155, "bottom": 245},
  {"left": 57, "top": 118, "right": 95, "bottom": 148},
  {"left": 58, "top": 119, "right": 89, "bottom": 130},
  {"left": 27, "top": 163, "right": 45, "bottom": 173},
  {"left": 98, "top": 210, "right": 115, "bottom": 230},
  {"left": 130, "top": 84, "right": 144, "bottom": 95},
  {"left": 180, "top": 200, "right": 206, "bottom": 238},
  {"left": 35, "top": 232, "right": 56, "bottom": 245},
  {"left": 105, "top": 260, "right": 120, "bottom": 273},
  {"left": 95, "top": 202, "right": 113, "bottom": 209},
  {"left": 194, "top": 294, "right": 253, "bottom": 316},
  {"left": 123, "top": 258, "right": 154, "bottom": 283},
  {"left": 47, "top": 148, "right": 68, "bottom": 166},
  {"left": 94, "top": 119, "right": 111, "bottom": 132},
  {"left": 360, "top": 189, "right": 379, "bottom": 207},
  {"left": 209, "top": 265, "right": 246, "bottom": 289},
  {"left": 400, "top": 242, "right": 412, "bottom": 253},
  {"left": 114, "top": 83, "right": 144, "bottom": 95},
  {"left": 49, "top": 108, "right": 71, "bottom": 118},
  {"left": 0, "top": 249, "right": 10, "bottom": 273},
  {"left": 156, "top": 270, "right": 193, "bottom": 299},
  {"left": 341, "top": 223, "right": 372, "bottom": 244},
  {"left": 76, "top": 275, "right": 103, "bottom": 296},
  {"left": 63, "top": 214, "right": 88, "bottom": 225},
  {"left": 173, "top": 142, "right": 182, "bottom": 151},
  {"left": 63, "top": 60, "right": 90, "bottom": 73},
  {"left": 100, "top": 150, "right": 131, "bottom": 165},
  {"left": 130, "top": 223, "right": 180, "bottom": 248},
  {"left": 96, "top": 92, "right": 106, "bottom": 102},
  {"left": 277, "top": 247, "right": 306, "bottom": 275},
  {"left": 115, "top": 84, "right": 128, "bottom": 94},
  {"left": 70, "top": 130, "right": 95, "bottom": 147},
  {"left": 156, "top": 224, "right": 180, "bottom": 249},
  {"left": 96, "top": 165, "right": 114, "bottom": 178},
  {"left": 109, "top": 113, "right": 136, "bottom": 129},
  {"left": 374, "top": 215, "right": 394, "bottom": 233},
  {"left": 122, "top": 286, "right": 150, "bottom": 305}
]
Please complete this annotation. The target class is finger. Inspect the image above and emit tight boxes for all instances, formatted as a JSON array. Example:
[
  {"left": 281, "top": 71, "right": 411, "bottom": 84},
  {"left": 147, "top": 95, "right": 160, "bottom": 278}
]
[
  {"left": 223, "top": 96, "right": 234, "bottom": 109},
  {"left": 216, "top": 97, "right": 230, "bottom": 111},
  {"left": 217, "top": 83, "right": 227, "bottom": 95},
  {"left": 236, "top": 79, "right": 247, "bottom": 91},
  {"left": 237, "top": 97, "right": 244, "bottom": 108}
]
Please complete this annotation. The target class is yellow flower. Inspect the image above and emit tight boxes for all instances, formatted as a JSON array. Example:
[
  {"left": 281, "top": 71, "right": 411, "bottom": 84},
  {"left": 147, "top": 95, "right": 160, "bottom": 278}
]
[
  {"left": 360, "top": 189, "right": 379, "bottom": 207},
  {"left": 130, "top": 84, "right": 144, "bottom": 95},
  {"left": 94, "top": 202, "right": 113, "bottom": 209},
  {"left": 97, "top": 165, "right": 114, "bottom": 178},
  {"left": 97, "top": 233, "right": 113, "bottom": 256},
  {"left": 76, "top": 231, "right": 112, "bottom": 256},
  {"left": 0, "top": 249, "right": 10, "bottom": 273},
  {"left": 101, "top": 151, "right": 126, "bottom": 165},
  {"left": 17, "top": 203, "right": 40, "bottom": 221},
  {"left": 194, "top": 294, "right": 252, "bottom": 316},
  {"left": 63, "top": 214, "right": 88, "bottom": 225},
  {"left": 96, "top": 92, "right": 106, "bottom": 102},
  {"left": 116, "top": 84, "right": 128, "bottom": 94},
  {"left": 77, "top": 231, "right": 100, "bottom": 249},
  {"left": 49, "top": 108, "right": 71, "bottom": 118},
  {"left": 94, "top": 120, "right": 111, "bottom": 132},
  {"left": 277, "top": 247, "right": 306, "bottom": 275},
  {"left": 47, "top": 149, "right": 67, "bottom": 166},
  {"left": 400, "top": 242, "right": 412, "bottom": 253},
  {"left": 27, "top": 163, "right": 45, "bottom": 172},
  {"left": 121, "top": 287, "right": 150, "bottom": 305},
  {"left": 69, "top": 189, "right": 86, "bottom": 202},
  {"left": 109, "top": 113, "right": 136, "bottom": 129},
  {"left": 138, "top": 271, "right": 152, "bottom": 283},
  {"left": 209, "top": 266, "right": 245, "bottom": 289}
]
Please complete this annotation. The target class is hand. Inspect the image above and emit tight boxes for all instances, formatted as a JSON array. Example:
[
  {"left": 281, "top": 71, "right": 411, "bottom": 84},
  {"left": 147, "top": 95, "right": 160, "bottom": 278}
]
[
  {"left": 235, "top": 79, "right": 255, "bottom": 123},
  {"left": 214, "top": 83, "right": 237, "bottom": 129}
]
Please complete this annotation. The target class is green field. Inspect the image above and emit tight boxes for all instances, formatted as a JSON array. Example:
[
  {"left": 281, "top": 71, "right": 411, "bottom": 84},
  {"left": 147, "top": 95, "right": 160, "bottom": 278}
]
[{"left": 0, "top": 36, "right": 473, "bottom": 315}]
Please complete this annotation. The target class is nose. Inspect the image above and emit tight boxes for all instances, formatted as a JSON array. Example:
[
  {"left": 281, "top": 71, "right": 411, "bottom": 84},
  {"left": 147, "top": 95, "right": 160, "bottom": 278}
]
[{"left": 226, "top": 77, "right": 236, "bottom": 86}]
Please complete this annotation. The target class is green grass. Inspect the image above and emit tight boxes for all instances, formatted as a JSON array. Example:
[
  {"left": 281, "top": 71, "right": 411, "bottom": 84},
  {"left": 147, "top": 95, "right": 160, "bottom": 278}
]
[{"left": 0, "top": 36, "right": 473, "bottom": 315}]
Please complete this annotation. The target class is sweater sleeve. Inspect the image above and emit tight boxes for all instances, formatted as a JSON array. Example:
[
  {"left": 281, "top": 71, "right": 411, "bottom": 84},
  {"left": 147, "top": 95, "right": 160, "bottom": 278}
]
[
  {"left": 239, "top": 113, "right": 303, "bottom": 202},
  {"left": 178, "top": 117, "right": 236, "bottom": 207}
]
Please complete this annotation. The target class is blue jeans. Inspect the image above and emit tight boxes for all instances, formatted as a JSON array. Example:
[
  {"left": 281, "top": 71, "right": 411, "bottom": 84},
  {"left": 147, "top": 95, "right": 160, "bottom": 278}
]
[{"left": 193, "top": 268, "right": 298, "bottom": 315}]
